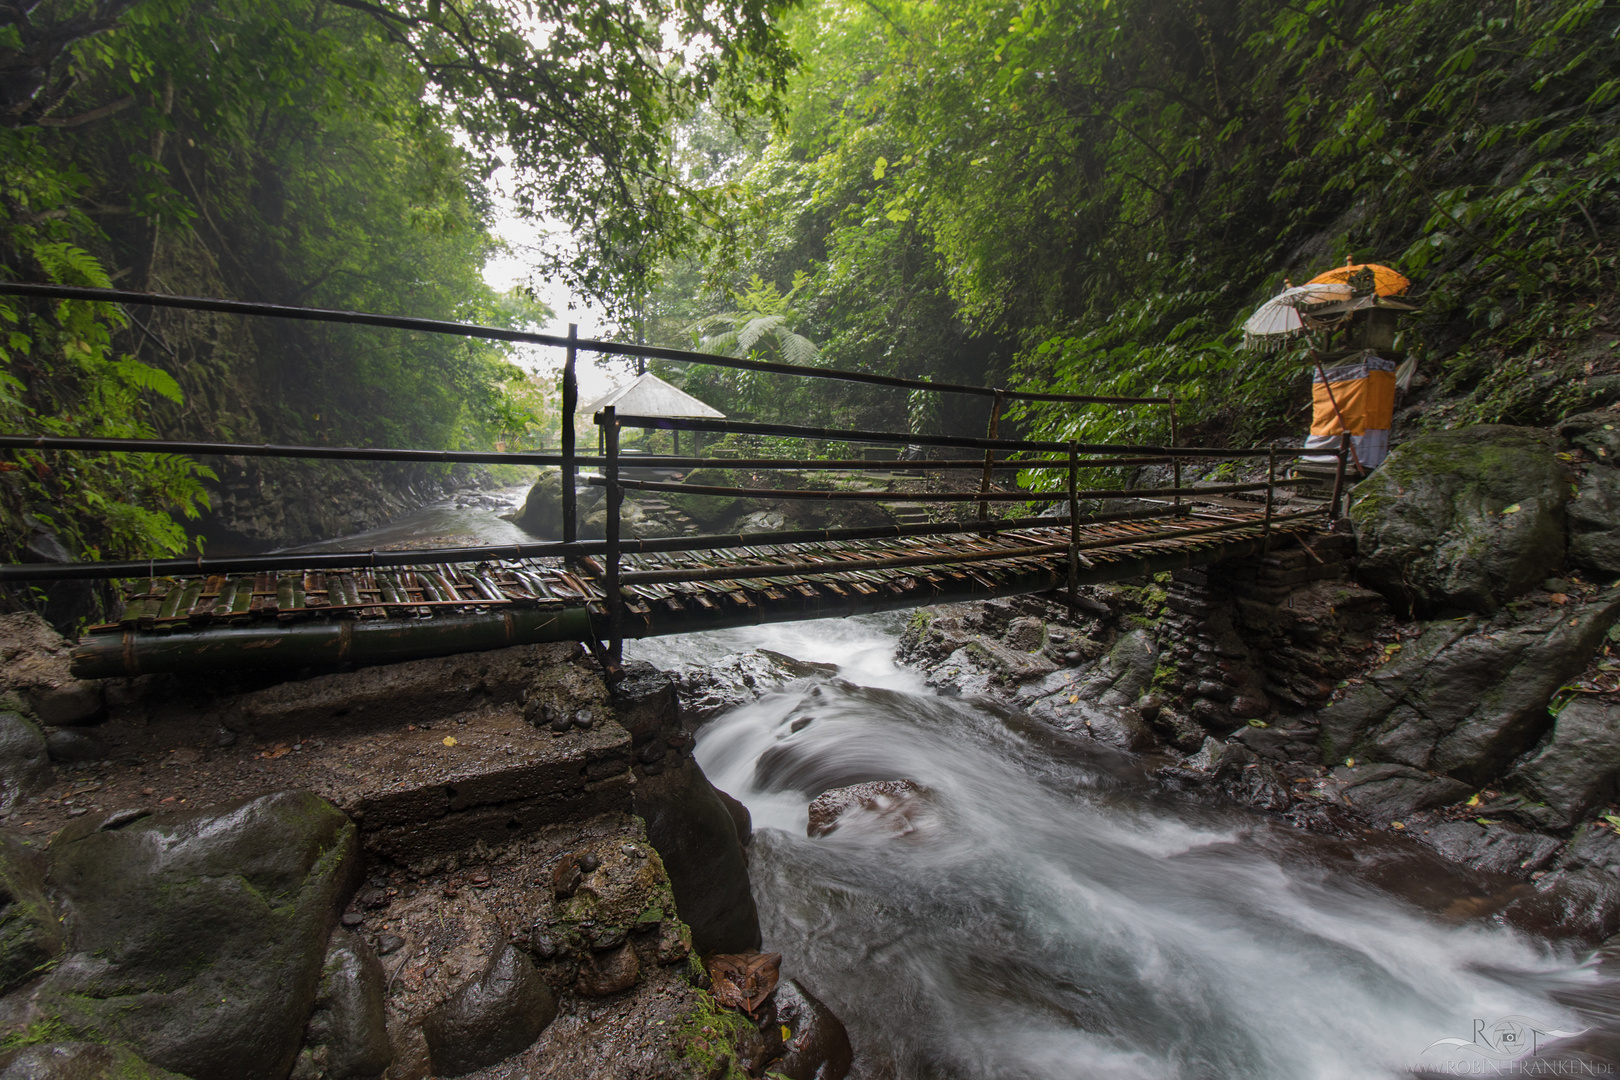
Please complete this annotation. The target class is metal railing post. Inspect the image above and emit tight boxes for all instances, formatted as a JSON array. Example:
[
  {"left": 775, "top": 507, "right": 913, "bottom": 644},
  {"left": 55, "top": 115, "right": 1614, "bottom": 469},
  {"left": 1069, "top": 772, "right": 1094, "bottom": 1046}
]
[
  {"left": 977, "top": 389, "right": 1004, "bottom": 523},
  {"left": 1330, "top": 433, "right": 1349, "bottom": 521},
  {"left": 1067, "top": 441, "right": 1080, "bottom": 609},
  {"left": 1169, "top": 390, "right": 1181, "bottom": 514},
  {"left": 1263, "top": 442, "right": 1277, "bottom": 553},
  {"left": 602, "top": 405, "right": 623, "bottom": 673},
  {"left": 562, "top": 323, "right": 579, "bottom": 544}
]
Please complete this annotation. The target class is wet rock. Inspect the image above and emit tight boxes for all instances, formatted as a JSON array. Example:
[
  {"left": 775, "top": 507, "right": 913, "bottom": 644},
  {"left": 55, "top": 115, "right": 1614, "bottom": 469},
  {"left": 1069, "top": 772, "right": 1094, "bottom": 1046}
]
[
  {"left": 552, "top": 857, "right": 583, "bottom": 899},
  {"left": 1557, "top": 411, "right": 1620, "bottom": 461},
  {"left": 422, "top": 944, "right": 556, "bottom": 1076},
  {"left": 1349, "top": 425, "right": 1569, "bottom": 616},
  {"left": 375, "top": 934, "right": 404, "bottom": 957},
  {"left": 1210, "top": 747, "right": 1292, "bottom": 812},
  {"left": 611, "top": 661, "right": 677, "bottom": 745},
  {"left": 1319, "top": 592, "right": 1620, "bottom": 786},
  {"left": 632, "top": 758, "right": 760, "bottom": 955},
  {"left": 1418, "top": 821, "right": 1562, "bottom": 876},
  {"left": 0, "top": 1041, "right": 186, "bottom": 1079},
  {"left": 512, "top": 469, "right": 605, "bottom": 539},
  {"left": 807, "top": 780, "right": 930, "bottom": 839},
  {"left": 1567, "top": 466, "right": 1620, "bottom": 576},
  {"left": 1502, "top": 867, "right": 1620, "bottom": 945},
  {"left": 1333, "top": 762, "right": 1471, "bottom": 821},
  {"left": 291, "top": 930, "right": 391, "bottom": 1080},
  {"left": 575, "top": 940, "right": 640, "bottom": 996},
  {"left": 669, "top": 652, "right": 831, "bottom": 726},
  {"left": 774, "top": 980, "right": 853, "bottom": 1080},
  {"left": 41, "top": 727, "right": 105, "bottom": 765},
  {"left": 715, "top": 787, "right": 752, "bottom": 846},
  {"left": 0, "top": 613, "right": 104, "bottom": 725},
  {"left": 13, "top": 791, "right": 362, "bottom": 1080},
  {"left": 0, "top": 833, "right": 62, "bottom": 996},
  {"left": 0, "top": 713, "right": 49, "bottom": 814},
  {"left": 1508, "top": 696, "right": 1620, "bottom": 827},
  {"left": 1004, "top": 616, "right": 1046, "bottom": 652}
]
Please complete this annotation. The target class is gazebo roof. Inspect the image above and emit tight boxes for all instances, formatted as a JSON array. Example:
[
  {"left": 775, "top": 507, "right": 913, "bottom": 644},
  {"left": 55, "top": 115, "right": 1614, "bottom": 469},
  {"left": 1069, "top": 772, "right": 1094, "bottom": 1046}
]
[{"left": 579, "top": 373, "right": 725, "bottom": 419}]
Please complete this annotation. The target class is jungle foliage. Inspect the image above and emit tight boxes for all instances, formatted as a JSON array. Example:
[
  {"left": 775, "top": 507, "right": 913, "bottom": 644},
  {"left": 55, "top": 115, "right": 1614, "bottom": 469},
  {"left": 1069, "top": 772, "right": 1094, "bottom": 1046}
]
[
  {"left": 642, "top": 0, "right": 1620, "bottom": 458},
  {"left": 0, "top": 0, "right": 793, "bottom": 565}
]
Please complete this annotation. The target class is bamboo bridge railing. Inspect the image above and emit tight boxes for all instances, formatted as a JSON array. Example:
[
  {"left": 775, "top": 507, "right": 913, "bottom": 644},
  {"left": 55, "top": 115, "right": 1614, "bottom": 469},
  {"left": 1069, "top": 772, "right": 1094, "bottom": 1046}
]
[{"left": 0, "top": 283, "right": 1350, "bottom": 679}]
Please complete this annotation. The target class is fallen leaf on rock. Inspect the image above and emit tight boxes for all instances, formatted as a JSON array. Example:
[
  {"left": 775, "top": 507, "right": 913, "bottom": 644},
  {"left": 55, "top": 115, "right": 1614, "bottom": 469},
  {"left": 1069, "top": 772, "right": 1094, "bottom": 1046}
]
[
  {"left": 1549, "top": 593, "right": 1569, "bottom": 605},
  {"left": 261, "top": 744, "right": 291, "bottom": 760},
  {"left": 709, "top": 950, "right": 782, "bottom": 1016},
  {"left": 442, "top": 736, "right": 458, "bottom": 747},
  {"left": 1068, "top": 695, "right": 1079, "bottom": 704},
  {"left": 1502, "top": 503, "right": 1522, "bottom": 514}
]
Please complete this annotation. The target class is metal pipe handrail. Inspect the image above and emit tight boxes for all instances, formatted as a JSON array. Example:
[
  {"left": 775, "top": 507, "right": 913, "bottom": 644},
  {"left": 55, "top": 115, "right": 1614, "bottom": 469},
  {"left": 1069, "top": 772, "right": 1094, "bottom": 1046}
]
[
  {"left": 590, "top": 476, "right": 1315, "bottom": 502},
  {"left": 0, "top": 282, "right": 1167, "bottom": 406},
  {"left": 0, "top": 434, "right": 1176, "bottom": 472},
  {"left": 607, "top": 413, "right": 1326, "bottom": 458}
]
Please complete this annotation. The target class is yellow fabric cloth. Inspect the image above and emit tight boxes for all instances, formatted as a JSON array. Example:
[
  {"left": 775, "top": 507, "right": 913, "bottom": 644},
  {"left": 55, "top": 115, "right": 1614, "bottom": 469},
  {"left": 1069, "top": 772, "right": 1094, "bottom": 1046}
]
[{"left": 1311, "top": 368, "right": 1395, "bottom": 438}]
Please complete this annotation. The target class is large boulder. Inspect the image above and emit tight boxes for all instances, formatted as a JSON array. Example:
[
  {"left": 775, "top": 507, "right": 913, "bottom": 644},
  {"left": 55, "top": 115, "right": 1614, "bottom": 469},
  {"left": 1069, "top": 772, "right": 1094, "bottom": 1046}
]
[
  {"left": 0, "top": 714, "right": 49, "bottom": 815},
  {"left": 1556, "top": 410, "right": 1620, "bottom": 461},
  {"left": 512, "top": 469, "right": 604, "bottom": 539},
  {"left": 421, "top": 944, "right": 555, "bottom": 1078},
  {"left": 1568, "top": 465, "right": 1620, "bottom": 577},
  {"left": 1319, "top": 589, "right": 1620, "bottom": 787},
  {"left": 632, "top": 759, "right": 760, "bottom": 955},
  {"left": 0, "top": 834, "right": 63, "bottom": 997},
  {"left": 291, "top": 930, "right": 392, "bottom": 1080},
  {"left": 1349, "top": 425, "right": 1570, "bottom": 615},
  {"left": 1508, "top": 696, "right": 1620, "bottom": 827},
  {"left": 661, "top": 468, "right": 744, "bottom": 528},
  {"left": 1, "top": 791, "right": 362, "bottom": 1080}
]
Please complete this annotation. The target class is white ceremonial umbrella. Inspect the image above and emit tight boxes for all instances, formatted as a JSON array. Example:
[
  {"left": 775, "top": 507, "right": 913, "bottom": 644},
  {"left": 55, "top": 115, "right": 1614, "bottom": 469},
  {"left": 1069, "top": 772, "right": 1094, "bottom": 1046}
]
[{"left": 1242, "top": 282, "right": 1353, "bottom": 350}]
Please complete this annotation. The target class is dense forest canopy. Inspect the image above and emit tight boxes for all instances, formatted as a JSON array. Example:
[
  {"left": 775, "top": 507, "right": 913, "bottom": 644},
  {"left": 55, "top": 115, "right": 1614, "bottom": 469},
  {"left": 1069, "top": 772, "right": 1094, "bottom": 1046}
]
[
  {"left": 0, "top": 0, "right": 793, "bottom": 564},
  {"left": 643, "top": 0, "right": 1618, "bottom": 453},
  {"left": 0, "top": 0, "right": 1615, "bottom": 569}
]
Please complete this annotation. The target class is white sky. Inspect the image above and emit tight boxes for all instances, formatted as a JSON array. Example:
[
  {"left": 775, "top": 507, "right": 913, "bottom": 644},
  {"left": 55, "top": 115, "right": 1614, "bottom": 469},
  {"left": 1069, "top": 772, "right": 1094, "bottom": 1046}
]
[{"left": 480, "top": 168, "right": 631, "bottom": 404}]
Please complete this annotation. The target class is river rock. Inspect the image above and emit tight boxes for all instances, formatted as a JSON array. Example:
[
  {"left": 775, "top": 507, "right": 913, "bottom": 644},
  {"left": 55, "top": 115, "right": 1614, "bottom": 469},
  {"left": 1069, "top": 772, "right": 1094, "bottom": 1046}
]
[
  {"left": 611, "top": 661, "right": 678, "bottom": 746},
  {"left": 421, "top": 944, "right": 556, "bottom": 1077},
  {"left": 43, "top": 727, "right": 105, "bottom": 764},
  {"left": 0, "top": 613, "right": 104, "bottom": 726},
  {"left": 290, "top": 930, "right": 391, "bottom": 1080},
  {"left": 0, "top": 833, "right": 63, "bottom": 996},
  {"left": 0, "top": 713, "right": 49, "bottom": 815},
  {"left": 807, "top": 780, "right": 930, "bottom": 839},
  {"left": 1557, "top": 410, "right": 1620, "bottom": 461},
  {"left": 774, "top": 979, "right": 853, "bottom": 1080},
  {"left": 661, "top": 468, "right": 744, "bottom": 528},
  {"left": 715, "top": 787, "right": 752, "bottom": 846},
  {"left": 1349, "top": 425, "right": 1570, "bottom": 616},
  {"left": 0, "top": 1041, "right": 187, "bottom": 1079},
  {"left": 4, "top": 791, "right": 362, "bottom": 1080},
  {"left": 575, "top": 940, "right": 640, "bottom": 997},
  {"left": 668, "top": 651, "right": 827, "bottom": 726},
  {"left": 1331, "top": 762, "right": 1471, "bottom": 821},
  {"left": 1567, "top": 465, "right": 1620, "bottom": 576},
  {"left": 1417, "top": 820, "right": 1562, "bottom": 876},
  {"left": 513, "top": 469, "right": 603, "bottom": 539},
  {"left": 632, "top": 758, "right": 760, "bottom": 955},
  {"left": 1507, "top": 696, "right": 1620, "bottom": 827},
  {"left": 1319, "top": 590, "right": 1620, "bottom": 786},
  {"left": 1502, "top": 867, "right": 1620, "bottom": 945}
]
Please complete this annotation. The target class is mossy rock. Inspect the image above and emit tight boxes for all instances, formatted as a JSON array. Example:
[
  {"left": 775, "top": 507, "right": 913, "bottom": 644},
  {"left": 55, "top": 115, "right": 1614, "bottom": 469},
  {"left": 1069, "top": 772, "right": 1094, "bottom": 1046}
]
[
  {"left": 663, "top": 468, "right": 744, "bottom": 528},
  {"left": 1349, "top": 425, "right": 1570, "bottom": 616},
  {"left": 0, "top": 831, "right": 63, "bottom": 997},
  {"left": 0, "top": 1041, "right": 188, "bottom": 1079}
]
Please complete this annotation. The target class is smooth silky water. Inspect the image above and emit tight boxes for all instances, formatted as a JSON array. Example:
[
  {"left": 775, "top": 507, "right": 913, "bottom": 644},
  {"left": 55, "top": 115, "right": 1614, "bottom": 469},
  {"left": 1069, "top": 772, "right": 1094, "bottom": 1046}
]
[{"left": 630, "top": 614, "right": 1620, "bottom": 1079}]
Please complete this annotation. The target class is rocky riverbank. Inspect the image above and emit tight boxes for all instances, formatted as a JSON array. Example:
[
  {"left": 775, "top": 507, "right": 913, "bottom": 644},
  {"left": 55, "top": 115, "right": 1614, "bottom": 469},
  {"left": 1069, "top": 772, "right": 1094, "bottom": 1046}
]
[
  {"left": 0, "top": 616, "right": 849, "bottom": 1080},
  {"left": 875, "top": 419, "right": 1620, "bottom": 946}
]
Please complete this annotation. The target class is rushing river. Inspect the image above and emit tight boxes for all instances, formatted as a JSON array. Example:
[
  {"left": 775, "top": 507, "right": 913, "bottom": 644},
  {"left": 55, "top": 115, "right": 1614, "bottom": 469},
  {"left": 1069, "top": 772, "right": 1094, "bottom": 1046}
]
[
  {"left": 631, "top": 616, "right": 1620, "bottom": 1080},
  {"left": 306, "top": 491, "right": 1617, "bottom": 1077}
]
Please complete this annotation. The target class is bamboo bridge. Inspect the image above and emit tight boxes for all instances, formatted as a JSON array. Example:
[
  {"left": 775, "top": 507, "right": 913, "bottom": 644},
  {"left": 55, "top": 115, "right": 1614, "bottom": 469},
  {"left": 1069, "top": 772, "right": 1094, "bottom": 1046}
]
[{"left": 0, "top": 283, "right": 1349, "bottom": 681}]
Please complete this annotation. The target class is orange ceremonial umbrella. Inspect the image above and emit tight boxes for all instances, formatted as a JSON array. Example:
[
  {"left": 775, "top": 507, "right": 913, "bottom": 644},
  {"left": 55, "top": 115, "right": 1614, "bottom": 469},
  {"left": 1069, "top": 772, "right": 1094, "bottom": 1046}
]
[{"left": 1306, "top": 259, "right": 1410, "bottom": 296}]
